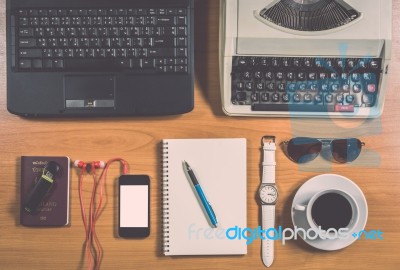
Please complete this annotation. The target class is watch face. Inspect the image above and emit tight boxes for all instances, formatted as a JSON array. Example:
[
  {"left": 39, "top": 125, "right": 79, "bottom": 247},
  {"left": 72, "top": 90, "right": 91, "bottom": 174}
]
[{"left": 259, "top": 185, "right": 278, "bottom": 204}]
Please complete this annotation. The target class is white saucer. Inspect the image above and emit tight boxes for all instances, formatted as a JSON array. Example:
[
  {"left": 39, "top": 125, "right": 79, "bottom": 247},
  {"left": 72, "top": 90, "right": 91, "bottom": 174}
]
[{"left": 291, "top": 174, "right": 368, "bottom": 251}]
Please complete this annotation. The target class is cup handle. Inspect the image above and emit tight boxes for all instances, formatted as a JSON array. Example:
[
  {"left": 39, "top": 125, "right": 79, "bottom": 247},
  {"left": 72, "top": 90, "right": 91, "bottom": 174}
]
[{"left": 294, "top": 204, "right": 306, "bottom": 211}]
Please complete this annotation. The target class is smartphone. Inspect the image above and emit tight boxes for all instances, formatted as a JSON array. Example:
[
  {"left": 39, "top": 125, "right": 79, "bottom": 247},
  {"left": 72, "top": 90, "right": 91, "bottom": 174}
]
[{"left": 118, "top": 175, "right": 150, "bottom": 238}]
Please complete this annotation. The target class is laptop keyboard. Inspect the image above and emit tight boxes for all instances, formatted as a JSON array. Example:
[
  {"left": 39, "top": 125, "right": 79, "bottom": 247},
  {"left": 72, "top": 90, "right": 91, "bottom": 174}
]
[
  {"left": 231, "top": 56, "right": 382, "bottom": 113},
  {"left": 12, "top": 8, "right": 189, "bottom": 73}
]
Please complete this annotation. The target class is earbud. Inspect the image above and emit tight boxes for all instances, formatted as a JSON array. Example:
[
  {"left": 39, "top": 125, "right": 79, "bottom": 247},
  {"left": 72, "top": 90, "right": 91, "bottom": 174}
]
[
  {"left": 74, "top": 160, "right": 87, "bottom": 169},
  {"left": 93, "top": 161, "right": 106, "bottom": 168},
  {"left": 74, "top": 160, "right": 106, "bottom": 173}
]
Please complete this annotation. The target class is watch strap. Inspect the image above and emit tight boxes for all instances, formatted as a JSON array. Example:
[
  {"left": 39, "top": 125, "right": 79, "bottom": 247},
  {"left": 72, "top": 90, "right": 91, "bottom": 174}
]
[
  {"left": 262, "top": 137, "right": 276, "bottom": 184},
  {"left": 262, "top": 204, "right": 275, "bottom": 267}
]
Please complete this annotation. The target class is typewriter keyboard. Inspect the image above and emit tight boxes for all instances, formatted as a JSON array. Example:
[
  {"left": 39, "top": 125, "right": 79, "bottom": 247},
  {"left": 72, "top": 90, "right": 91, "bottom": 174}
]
[{"left": 231, "top": 56, "right": 382, "bottom": 113}]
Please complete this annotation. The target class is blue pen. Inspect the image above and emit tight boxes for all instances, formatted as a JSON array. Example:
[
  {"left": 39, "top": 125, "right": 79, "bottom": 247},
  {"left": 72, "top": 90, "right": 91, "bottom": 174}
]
[{"left": 183, "top": 160, "right": 218, "bottom": 227}]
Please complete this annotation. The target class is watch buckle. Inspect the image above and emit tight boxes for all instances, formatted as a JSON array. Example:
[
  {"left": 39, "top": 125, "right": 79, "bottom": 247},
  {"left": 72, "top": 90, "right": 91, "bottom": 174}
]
[{"left": 262, "top": 136, "right": 276, "bottom": 145}]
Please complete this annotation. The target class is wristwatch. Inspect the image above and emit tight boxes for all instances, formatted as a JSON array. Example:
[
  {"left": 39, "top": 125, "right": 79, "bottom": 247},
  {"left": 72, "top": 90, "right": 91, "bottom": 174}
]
[{"left": 258, "top": 136, "right": 278, "bottom": 267}]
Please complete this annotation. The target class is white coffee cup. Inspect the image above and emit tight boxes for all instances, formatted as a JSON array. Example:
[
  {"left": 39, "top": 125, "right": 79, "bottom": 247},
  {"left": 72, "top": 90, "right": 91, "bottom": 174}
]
[{"left": 294, "top": 189, "right": 359, "bottom": 239}]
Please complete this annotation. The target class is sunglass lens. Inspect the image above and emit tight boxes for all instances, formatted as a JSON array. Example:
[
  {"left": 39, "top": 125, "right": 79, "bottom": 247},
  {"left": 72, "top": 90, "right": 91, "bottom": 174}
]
[
  {"left": 287, "top": 137, "right": 322, "bottom": 163},
  {"left": 331, "top": 138, "right": 363, "bottom": 163}
]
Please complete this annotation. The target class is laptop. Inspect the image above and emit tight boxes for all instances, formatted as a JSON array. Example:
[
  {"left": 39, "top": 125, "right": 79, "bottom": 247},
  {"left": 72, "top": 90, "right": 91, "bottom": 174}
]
[{"left": 6, "top": 0, "right": 194, "bottom": 117}]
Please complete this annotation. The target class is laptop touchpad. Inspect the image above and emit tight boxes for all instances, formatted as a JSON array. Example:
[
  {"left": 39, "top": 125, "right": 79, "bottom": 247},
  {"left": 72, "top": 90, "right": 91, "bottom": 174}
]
[{"left": 64, "top": 75, "right": 115, "bottom": 108}]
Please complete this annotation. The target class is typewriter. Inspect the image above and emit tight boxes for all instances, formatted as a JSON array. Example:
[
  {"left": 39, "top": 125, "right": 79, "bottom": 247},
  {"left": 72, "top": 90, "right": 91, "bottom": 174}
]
[{"left": 219, "top": 0, "right": 392, "bottom": 118}]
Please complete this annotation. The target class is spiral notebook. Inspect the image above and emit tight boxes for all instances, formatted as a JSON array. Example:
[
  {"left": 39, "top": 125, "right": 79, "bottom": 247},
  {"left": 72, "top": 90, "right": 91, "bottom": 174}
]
[{"left": 162, "top": 138, "right": 247, "bottom": 255}]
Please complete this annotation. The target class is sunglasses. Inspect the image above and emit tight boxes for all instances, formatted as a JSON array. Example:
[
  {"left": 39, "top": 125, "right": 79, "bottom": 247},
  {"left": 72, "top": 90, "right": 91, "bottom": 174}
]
[{"left": 283, "top": 137, "right": 365, "bottom": 164}]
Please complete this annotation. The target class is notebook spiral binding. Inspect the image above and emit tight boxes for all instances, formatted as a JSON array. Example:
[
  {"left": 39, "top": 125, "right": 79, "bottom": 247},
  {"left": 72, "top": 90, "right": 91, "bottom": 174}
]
[{"left": 162, "top": 141, "right": 170, "bottom": 253}]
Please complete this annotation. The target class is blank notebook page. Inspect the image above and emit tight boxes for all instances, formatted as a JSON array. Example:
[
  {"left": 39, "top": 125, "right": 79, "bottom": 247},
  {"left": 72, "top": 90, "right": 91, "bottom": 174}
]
[{"left": 162, "top": 138, "right": 247, "bottom": 255}]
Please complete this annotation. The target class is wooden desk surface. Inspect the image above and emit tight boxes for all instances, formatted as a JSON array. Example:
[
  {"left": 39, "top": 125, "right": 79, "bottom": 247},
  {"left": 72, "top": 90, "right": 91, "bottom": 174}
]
[{"left": 1, "top": 1, "right": 399, "bottom": 269}]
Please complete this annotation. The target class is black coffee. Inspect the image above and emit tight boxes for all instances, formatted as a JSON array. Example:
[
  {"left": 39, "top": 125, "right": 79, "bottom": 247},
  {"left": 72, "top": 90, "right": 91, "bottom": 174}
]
[{"left": 311, "top": 192, "right": 353, "bottom": 230}]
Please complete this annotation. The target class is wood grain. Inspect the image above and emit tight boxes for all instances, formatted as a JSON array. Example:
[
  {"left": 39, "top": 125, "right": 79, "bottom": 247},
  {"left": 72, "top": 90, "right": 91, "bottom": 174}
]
[{"left": 0, "top": 0, "right": 399, "bottom": 269}]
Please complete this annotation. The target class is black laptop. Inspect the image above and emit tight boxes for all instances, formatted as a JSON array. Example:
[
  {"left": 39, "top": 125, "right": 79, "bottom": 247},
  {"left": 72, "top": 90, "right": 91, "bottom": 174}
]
[{"left": 6, "top": 0, "right": 194, "bottom": 116}]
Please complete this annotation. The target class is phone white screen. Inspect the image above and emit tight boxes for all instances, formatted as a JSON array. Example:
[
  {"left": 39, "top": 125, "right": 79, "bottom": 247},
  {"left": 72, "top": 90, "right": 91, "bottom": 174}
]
[{"left": 120, "top": 185, "right": 149, "bottom": 228}]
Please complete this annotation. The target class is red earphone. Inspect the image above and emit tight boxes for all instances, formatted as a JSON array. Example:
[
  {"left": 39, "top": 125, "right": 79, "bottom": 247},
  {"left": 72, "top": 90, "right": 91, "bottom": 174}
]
[
  {"left": 73, "top": 160, "right": 106, "bottom": 173},
  {"left": 73, "top": 158, "right": 129, "bottom": 270}
]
